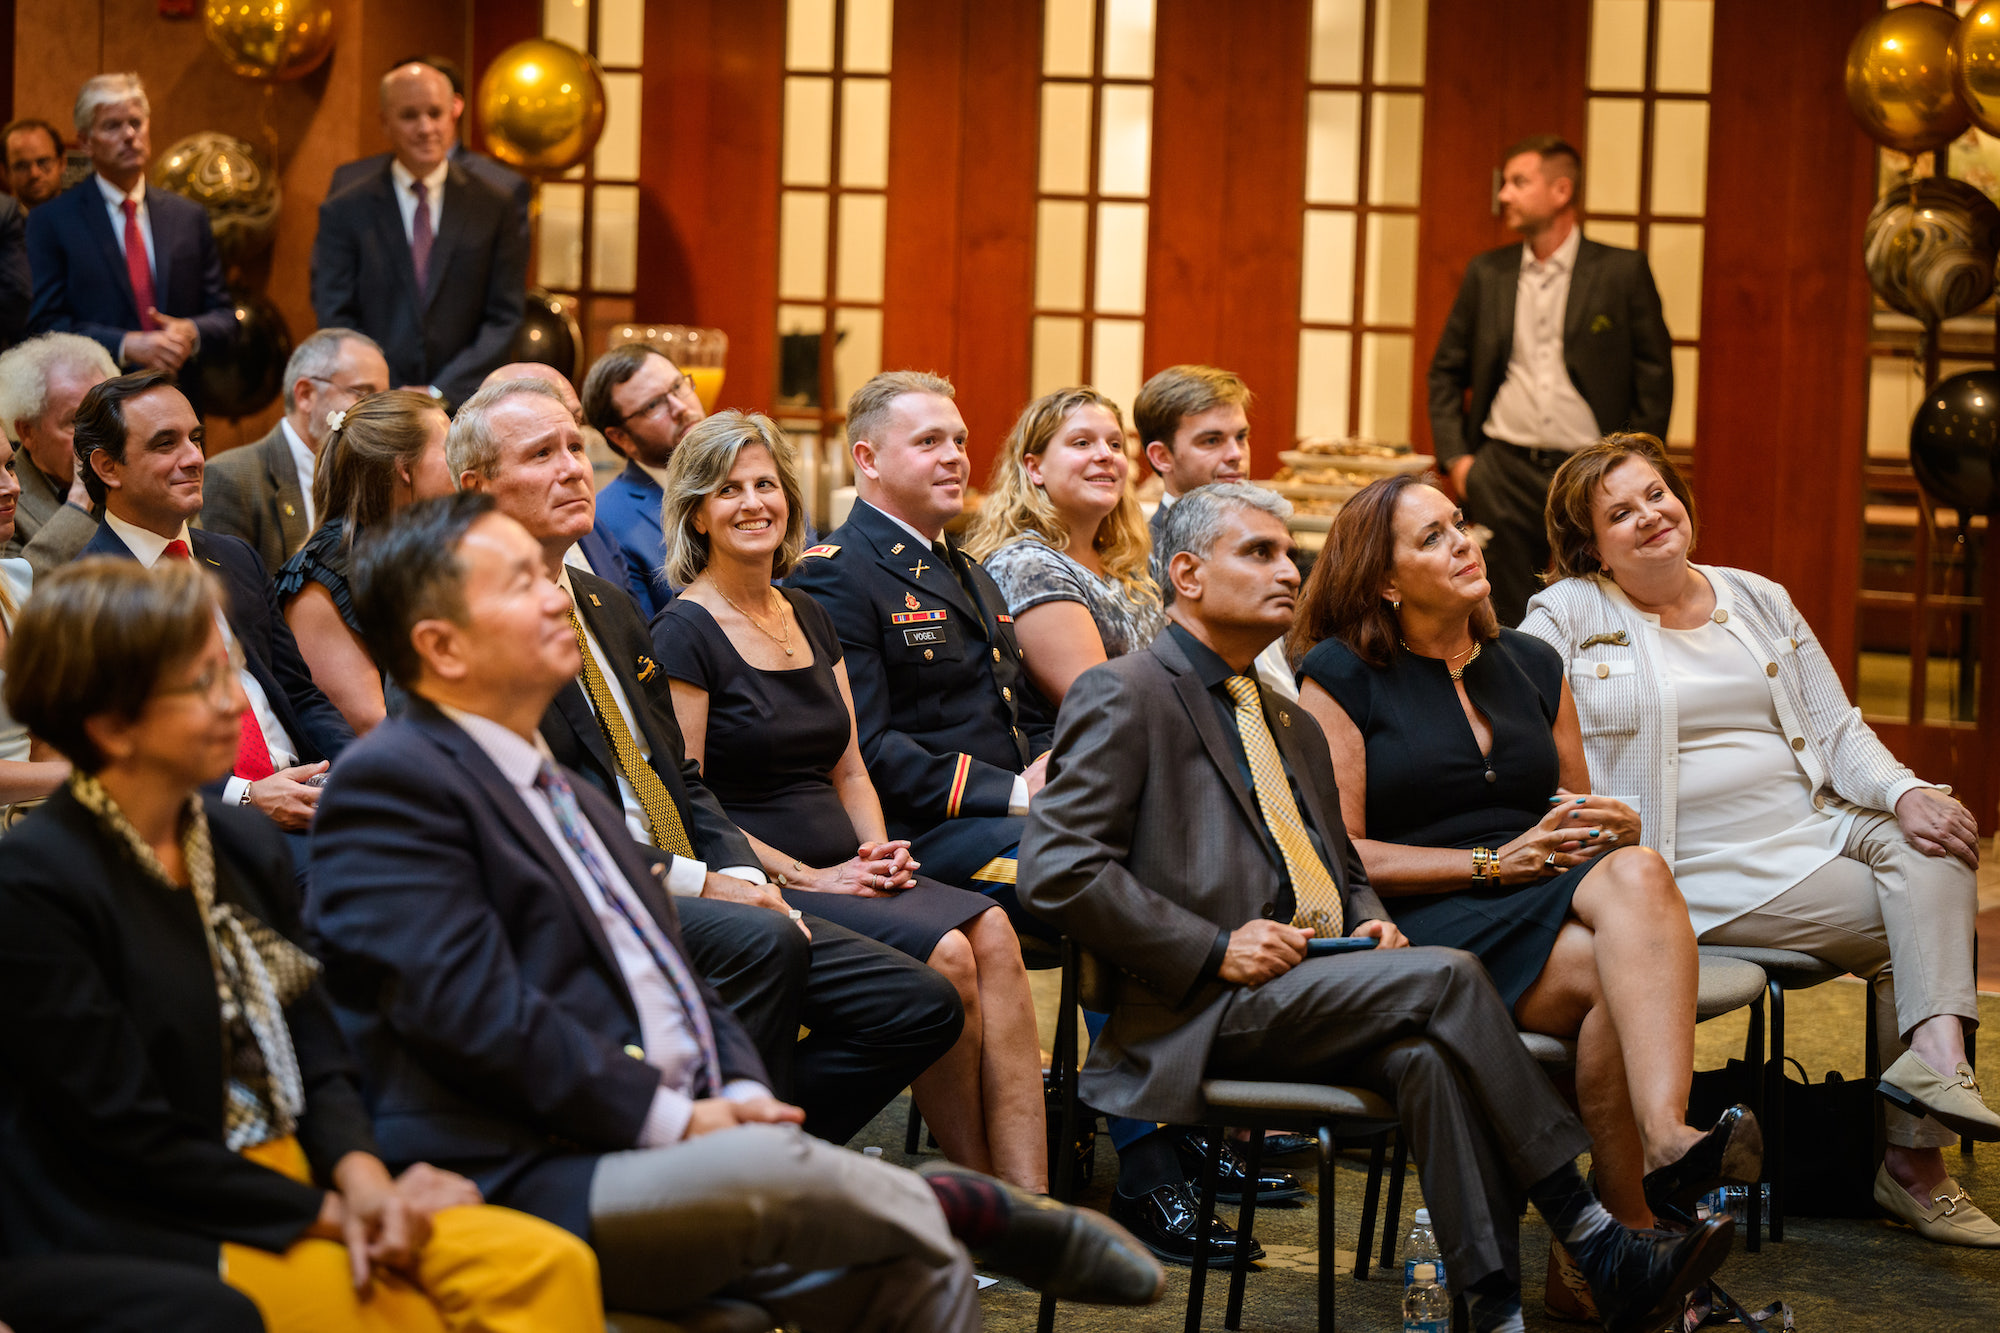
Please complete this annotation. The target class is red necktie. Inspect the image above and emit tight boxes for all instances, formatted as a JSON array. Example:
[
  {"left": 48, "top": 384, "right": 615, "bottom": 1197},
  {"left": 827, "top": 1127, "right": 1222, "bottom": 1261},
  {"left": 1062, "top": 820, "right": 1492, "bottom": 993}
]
[
  {"left": 410, "top": 180, "right": 434, "bottom": 295},
  {"left": 122, "top": 198, "right": 157, "bottom": 332},
  {"left": 160, "top": 539, "right": 275, "bottom": 781}
]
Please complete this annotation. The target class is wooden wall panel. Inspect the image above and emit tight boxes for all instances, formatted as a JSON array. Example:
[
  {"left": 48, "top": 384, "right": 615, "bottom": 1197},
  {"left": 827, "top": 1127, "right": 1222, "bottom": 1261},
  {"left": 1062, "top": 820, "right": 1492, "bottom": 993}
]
[
  {"left": 882, "top": 0, "right": 1041, "bottom": 478},
  {"left": 1145, "top": 0, "right": 1310, "bottom": 478},
  {"left": 468, "top": 0, "right": 540, "bottom": 159},
  {"left": 634, "top": 0, "right": 786, "bottom": 416},
  {"left": 1411, "top": 0, "right": 1589, "bottom": 457},
  {"left": 1695, "top": 0, "right": 1876, "bottom": 680}
]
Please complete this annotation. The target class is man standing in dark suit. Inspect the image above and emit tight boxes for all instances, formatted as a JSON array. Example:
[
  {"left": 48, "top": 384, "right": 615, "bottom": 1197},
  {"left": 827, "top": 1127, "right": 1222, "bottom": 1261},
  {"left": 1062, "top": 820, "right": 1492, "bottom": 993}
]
[
  {"left": 71, "top": 371, "right": 354, "bottom": 840},
  {"left": 1021, "top": 482, "right": 1734, "bottom": 1333},
  {"left": 0, "top": 331, "right": 115, "bottom": 569},
  {"left": 581, "top": 342, "right": 708, "bottom": 618},
  {"left": 24, "top": 76, "right": 234, "bottom": 402},
  {"left": 0, "top": 194, "right": 27, "bottom": 353},
  {"left": 788, "top": 372, "right": 1053, "bottom": 913},
  {"left": 312, "top": 61, "right": 526, "bottom": 408},
  {"left": 327, "top": 55, "right": 532, "bottom": 247},
  {"left": 308, "top": 492, "right": 1160, "bottom": 1323},
  {"left": 199, "top": 327, "right": 389, "bottom": 573},
  {"left": 452, "top": 377, "right": 965, "bottom": 1144},
  {"left": 1427, "top": 135, "right": 1672, "bottom": 625}
]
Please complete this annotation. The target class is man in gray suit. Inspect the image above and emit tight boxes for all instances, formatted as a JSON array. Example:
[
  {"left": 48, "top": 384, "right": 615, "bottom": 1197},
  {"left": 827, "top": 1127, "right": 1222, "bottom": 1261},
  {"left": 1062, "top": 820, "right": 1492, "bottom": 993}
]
[
  {"left": 0, "top": 331, "right": 115, "bottom": 569},
  {"left": 1427, "top": 135, "right": 1672, "bottom": 625},
  {"left": 1020, "top": 482, "right": 1734, "bottom": 1333},
  {"left": 200, "top": 327, "right": 388, "bottom": 573}
]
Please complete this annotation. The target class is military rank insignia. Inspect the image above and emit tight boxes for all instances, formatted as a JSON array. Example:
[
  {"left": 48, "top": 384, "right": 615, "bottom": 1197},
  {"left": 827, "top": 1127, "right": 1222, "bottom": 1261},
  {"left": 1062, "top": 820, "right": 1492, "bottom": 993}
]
[
  {"left": 905, "top": 592, "right": 921, "bottom": 610},
  {"left": 802, "top": 544, "right": 841, "bottom": 559}
]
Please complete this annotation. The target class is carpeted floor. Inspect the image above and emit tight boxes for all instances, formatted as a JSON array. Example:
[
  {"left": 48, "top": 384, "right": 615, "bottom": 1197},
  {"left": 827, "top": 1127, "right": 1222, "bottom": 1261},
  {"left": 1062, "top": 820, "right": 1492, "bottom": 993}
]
[{"left": 849, "top": 980, "right": 2000, "bottom": 1330}]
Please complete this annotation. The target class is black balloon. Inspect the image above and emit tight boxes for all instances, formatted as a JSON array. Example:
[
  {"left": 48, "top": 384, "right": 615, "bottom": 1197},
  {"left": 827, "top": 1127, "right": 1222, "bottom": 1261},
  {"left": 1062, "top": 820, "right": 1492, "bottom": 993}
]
[
  {"left": 1909, "top": 370, "right": 2000, "bottom": 516},
  {"left": 190, "top": 290, "right": 293, "bottom": 419},
  {"left": 507, "top": 287, "right": 582, "bottom": 383}
]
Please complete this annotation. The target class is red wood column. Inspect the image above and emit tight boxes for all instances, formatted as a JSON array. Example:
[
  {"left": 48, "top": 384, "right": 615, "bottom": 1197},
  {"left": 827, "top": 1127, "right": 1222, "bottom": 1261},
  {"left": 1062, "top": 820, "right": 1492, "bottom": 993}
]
[
  {"left": 634, "top": 0, "right": 786, "bottom": 415},
  {"left": 881, "top": 0, "right": 1041, "bottom": 478},
  {"left": 1410, "top": 0, "right": 1589, "bottom": 456},
  {"left": 1695, "top": 0, "right": 1876, "bottom": 679},
  {"left": 1144, "top": 0, "right": 1311, "bottom": 478}
]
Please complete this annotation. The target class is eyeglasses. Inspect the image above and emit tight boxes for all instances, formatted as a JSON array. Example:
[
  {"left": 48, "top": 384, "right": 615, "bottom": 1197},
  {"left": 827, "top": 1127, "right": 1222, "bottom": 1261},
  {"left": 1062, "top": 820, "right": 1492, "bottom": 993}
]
[
  {"left": 156, "top": 643, "right": 247, "bottom": 712},
  {"left": 619, "top": 375, "right": 699, "bottom": 426},
  {"left": 306, "top": 375, "right": 380, "bottom": 400}
]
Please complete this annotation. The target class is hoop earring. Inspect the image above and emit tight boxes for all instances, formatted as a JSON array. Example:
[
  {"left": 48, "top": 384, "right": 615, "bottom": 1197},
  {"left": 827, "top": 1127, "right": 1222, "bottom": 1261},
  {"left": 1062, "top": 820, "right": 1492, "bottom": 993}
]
[{"left": 1388, "top": 598, "right": 1401, "bottom": 611}]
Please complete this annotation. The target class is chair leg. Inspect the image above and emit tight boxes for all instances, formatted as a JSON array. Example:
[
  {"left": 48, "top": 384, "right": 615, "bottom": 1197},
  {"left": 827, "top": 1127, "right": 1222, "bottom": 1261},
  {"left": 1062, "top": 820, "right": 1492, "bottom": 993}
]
[
  {"left": 1742, "top": 994, "right": 1764, "bottom": 1254},
  {"left": 1766, "top": 981, "right": 1785, "bottom": 1244},
  {"left": 1185, "top": 1125, "right": 1225, "bottom": 1333},
  {"left": 1318, "top": 1125, "right": 1337, "bottom": 1333},
  {"left": 1379, "top": 1132, "right": 1410, "bottom": 1271},
  {"left": 1353, "top": 1131, "right": 1386, "bottom": 1281},
  {"left": 1965, "top": 936, "right": 1979, "bottom": 1156},
  {"left": 1036, "top": 941, "right": 1084, "bottom": 1333},
  {"left": 903, "top": 1103, "right": 923, "bottom": 1155},
  {"left": 1225, "top": 1132, "right": 1263, "bottom": 1330}
]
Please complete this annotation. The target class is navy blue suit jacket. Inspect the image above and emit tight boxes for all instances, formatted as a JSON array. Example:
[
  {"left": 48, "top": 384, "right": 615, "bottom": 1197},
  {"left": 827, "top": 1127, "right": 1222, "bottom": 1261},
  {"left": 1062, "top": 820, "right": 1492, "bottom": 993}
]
[
  {"left": 310, "top": 160, "right": 526, "bottom": 408},
  {"left": 0, "top": 196, "right": 28, "bottom": 353},
  {"left": 593, "top": 460, "right": 678, "bottom": 619},
  {"left": 306, "top": 699, "right": 769, "bottom": 1237},
  {"left": 25, "top": 180, "right": 233, "bottom": 376},
  {"left": 328, "top": 145, "right": 530, "bottom": 253},
  {"left": 79, "top": 524, "right": 355, "bottom": 780}
]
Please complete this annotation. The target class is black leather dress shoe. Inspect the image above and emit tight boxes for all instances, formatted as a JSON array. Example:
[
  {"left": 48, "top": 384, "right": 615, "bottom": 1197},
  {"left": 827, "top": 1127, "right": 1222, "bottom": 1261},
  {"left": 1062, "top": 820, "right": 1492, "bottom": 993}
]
[
  {"left": 1108, "top": 1182, "right": 1266, "bottom": 1267},
  {"left": 1259, "top": 1132, "right": 1318, "bottom": 1158},
  {"left": 1573, "top": 1216, "right": 1734, "bottom": 1333},
  {"left": 1169, "top": 1127, "right": 1308, "bottom": 1204},
  {"left": 1641, "top": 1105, "right": 1762, "bottom": 1221},
  {"left": 918, "top": 1165, "right": 1163, "bottom": 1304}
]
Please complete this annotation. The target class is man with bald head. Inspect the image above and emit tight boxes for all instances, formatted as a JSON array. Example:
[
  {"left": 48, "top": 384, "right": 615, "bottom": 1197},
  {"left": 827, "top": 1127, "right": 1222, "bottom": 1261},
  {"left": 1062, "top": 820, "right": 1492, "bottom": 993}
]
[{"left": 312, "top": 59, "right": 526, "bottom": 407}]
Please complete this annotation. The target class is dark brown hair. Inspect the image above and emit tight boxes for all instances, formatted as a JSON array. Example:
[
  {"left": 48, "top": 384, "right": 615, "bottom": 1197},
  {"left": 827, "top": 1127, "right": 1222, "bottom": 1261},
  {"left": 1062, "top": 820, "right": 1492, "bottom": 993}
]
[
  {"left": 1503, "top": 132, "right": 1582, "bottom": 205},
  {"left": 73, "top": 369, "right": 177, "bottom": 507},
  {"left": 1288, "top": 472, "right": 1498, "bottom": 669},
  {"left": 4, "top": 558, "right": 218, "bottom": 772},
  {"left": 1543, "top": 432, "right": 1697, "bottom": 581}
]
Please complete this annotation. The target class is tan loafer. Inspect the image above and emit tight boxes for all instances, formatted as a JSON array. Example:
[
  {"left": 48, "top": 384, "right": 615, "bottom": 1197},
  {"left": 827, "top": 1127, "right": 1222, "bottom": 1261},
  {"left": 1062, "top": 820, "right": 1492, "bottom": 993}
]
[
  {"left": 1874, "top": 1164, "right": 2000, "bottom": 1247},
  {"left": 1877, "top": 1051, "right": 2000, "bottom": 1141}
]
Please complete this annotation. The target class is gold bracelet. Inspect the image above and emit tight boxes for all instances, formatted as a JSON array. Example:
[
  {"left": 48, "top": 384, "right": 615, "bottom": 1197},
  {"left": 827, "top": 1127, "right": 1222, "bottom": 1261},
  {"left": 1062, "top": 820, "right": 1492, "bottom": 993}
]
[{"left": 1470, "top": 847, "right": 1495, "bottom": 886}]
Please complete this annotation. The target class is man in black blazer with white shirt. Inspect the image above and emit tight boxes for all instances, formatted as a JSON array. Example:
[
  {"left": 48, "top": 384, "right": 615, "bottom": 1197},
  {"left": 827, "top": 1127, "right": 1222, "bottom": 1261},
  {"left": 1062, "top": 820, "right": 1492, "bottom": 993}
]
[
  {"left": 311, "top": 61, "right": 525, "bottom": 407},
  {"left": 72, "top": 372, "right": 354, "bottom": 842},
  {"left": 451, "top": 376, "right": 963, "bottom": 1146}
]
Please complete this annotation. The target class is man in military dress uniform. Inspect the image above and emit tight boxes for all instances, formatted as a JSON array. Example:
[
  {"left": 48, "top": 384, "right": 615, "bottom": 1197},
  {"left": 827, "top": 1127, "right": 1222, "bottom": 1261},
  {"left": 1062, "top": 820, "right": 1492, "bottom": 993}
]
[{"left": 789, "top": 371, "right": 1054, "bottom": 926}]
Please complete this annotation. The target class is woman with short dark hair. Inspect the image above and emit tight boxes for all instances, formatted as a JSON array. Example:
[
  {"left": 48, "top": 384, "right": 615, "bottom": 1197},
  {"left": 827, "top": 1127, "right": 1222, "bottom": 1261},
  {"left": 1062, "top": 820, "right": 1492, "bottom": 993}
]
[
  {"left": 1526, "top": 433, "right": 1994, "bottom": 1247},
  {"left": 0, "top": 558, "right": 602, "bottom": 1330},
  {"left": 1286, "top": 474, "right": 1751, "bottom": 1266}
]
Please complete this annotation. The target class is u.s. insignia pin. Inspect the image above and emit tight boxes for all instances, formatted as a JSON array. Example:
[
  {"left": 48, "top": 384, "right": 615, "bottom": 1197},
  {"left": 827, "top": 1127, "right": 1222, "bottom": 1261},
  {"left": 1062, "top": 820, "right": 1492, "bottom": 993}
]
[{"left": 904, "top": 592, "right": 921, "bottom": 611}]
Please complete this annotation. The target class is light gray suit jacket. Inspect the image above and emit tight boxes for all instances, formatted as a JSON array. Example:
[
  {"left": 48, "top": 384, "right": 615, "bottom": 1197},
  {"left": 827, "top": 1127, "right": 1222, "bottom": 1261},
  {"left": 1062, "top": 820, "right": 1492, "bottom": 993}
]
[
  {"left": 3, "top": 449, "right": 97, "bottom": 572},
  {"left": 199, "top": 423, "right": 310, "bottom": 575},
  {"left": 1018, "top": 627, "right": 1388, "bottom": 1124}
]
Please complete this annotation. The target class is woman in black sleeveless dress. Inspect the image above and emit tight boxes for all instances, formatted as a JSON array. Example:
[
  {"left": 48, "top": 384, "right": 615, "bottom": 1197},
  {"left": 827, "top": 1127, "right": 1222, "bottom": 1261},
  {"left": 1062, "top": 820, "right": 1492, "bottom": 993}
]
[
  {"left": 648, "top": 410, "right": 1048, "bottom": 1193},
  {"left": 1288, "top": 475, "right": 1754, "bottom": 1242}
]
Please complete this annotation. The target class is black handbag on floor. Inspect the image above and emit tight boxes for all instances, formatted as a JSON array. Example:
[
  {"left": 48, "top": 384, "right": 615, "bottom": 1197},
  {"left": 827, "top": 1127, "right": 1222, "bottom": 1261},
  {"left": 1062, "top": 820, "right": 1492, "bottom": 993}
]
[{"left": 1688, "top": 1056, "right": 1878, "bottom": 1218}]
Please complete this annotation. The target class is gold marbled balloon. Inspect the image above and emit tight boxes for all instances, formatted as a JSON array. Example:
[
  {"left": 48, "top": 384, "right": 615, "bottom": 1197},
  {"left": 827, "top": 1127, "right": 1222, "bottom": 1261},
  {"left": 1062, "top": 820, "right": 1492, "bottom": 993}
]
[
  {"left": 1863, "top": 177, "right": 2000, "bottom": 325},
  {"left": 475, "top": 40, "right": 606, "bottom": 177},
  {"left": 152, "top": 131, "right": 280, "bottom": 274},
  {"left": 201, "top": 0, "right": 336, "bottom": 83},
  {"left": 1847, "top": 3, "right": 1969, "bottom": 156},
  {"left": 1950, "top": 1, "right": 2000, "bottom": 136}
]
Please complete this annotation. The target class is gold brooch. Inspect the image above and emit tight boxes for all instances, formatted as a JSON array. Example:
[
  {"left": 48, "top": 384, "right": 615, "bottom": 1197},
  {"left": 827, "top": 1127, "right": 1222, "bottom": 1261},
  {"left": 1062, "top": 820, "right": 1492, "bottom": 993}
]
[{"left": 1578, "top": 631, "right": 1629, "bottom": 649}]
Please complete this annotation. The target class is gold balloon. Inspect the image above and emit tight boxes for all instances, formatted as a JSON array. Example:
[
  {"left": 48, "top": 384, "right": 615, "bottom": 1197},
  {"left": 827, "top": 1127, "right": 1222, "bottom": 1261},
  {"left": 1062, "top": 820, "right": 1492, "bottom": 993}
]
[
  {"left": 1846, "top": 2, "right": 1969, "bottom": 155},
  {"left": 201, "top": 0, "right": 336, "bottom": 83},
  {"left": 1950, "top": 1, "right": 2000, "bottom": 136},
  {"left": 476, "top": 40, "right": 607, "bottom": 178}
]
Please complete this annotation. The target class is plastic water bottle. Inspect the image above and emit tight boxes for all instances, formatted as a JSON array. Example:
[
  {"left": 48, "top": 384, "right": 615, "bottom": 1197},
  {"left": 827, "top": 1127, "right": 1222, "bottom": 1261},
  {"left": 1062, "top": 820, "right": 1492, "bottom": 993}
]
[
  {"left": 1403, "top": 1207, "right": 1447, "bottom": 1291},
  {"left": 1403, "top": 1262, "right": 1450, "bottom": 1333}
]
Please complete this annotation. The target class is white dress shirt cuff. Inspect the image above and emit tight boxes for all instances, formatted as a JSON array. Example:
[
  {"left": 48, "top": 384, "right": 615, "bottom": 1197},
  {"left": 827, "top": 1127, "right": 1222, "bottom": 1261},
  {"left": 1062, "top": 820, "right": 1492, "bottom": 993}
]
[
  {"left": 1008, "top": 774, "right": 1031, "bottom": 816},
  {"left": 224, "top": 776, "right": 252, "bottom": 808},
  {"left": 718, "top": 865, "right": 769, "bottom": 885},
  {"left": 663, "top": 854, "right": 709, "bottom": 898},
  {"left": 720, "top": 1080, "right": 773, "bottom": 1103},
  {"left": 636, "top": 1086, "right": 695, "bottom": 1147}
]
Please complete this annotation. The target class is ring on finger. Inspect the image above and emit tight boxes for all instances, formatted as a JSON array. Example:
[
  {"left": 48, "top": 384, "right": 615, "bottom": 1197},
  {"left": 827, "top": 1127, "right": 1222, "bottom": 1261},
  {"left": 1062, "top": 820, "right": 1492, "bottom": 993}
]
[{"left": 1544, "top": 852, "right": 1558, "bottom": 872}]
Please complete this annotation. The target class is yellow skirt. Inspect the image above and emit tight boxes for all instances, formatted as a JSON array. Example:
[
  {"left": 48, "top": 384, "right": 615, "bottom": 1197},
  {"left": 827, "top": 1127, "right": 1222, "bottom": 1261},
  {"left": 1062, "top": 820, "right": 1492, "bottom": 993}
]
[{"left": 220, "top": 1137, "right": 602, "bottom": 1333}]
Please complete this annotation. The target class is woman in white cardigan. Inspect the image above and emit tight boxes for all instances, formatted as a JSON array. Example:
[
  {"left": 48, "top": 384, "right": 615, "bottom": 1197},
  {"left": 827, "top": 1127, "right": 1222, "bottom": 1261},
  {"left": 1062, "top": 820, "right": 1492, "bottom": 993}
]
[{"left": 1522, "top": 433, "right": 1995, "bottom": 1248}]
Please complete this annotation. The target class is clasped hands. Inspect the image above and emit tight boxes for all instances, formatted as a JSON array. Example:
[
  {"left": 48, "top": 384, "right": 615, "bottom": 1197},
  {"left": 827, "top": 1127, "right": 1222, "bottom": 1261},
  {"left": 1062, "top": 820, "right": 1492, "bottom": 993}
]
[
  {"left": 1219, "top": 917, "right": 1408, "bottom": 988},
  {"left": 122, "top": 310, "right": 199, "bottom": 372},
  {"left": 1491, "top": 789, "right": 1640, "bottom": 883},
  {"left": 796, "top": 841, "right": 918, "bottom": 897},
  {"left": 311, "top": 1152, "right": 482, "bottom": 1292}
]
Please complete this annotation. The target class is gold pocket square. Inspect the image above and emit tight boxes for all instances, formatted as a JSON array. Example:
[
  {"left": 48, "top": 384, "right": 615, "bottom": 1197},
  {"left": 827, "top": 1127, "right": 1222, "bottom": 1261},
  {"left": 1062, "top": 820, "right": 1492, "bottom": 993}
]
[
  {"left": 636, "top": 656, "right": 659, "bottom": 682},
  {"left": 1590, "top": 314, "right": 1614, "bottom": 335}
]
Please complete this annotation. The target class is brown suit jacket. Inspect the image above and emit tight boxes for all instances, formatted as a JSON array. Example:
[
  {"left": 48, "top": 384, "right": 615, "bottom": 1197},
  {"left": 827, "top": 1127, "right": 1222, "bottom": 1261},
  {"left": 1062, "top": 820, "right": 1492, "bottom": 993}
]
[
  {"left": 198, "top": 423, "right": 311, "bottom": 575},
  {"left": 3, "top": 449, "right": 96, "bottom": 572},
  {"left": 1018, "top": 626, "right": 1388, "bottom": 1125}
]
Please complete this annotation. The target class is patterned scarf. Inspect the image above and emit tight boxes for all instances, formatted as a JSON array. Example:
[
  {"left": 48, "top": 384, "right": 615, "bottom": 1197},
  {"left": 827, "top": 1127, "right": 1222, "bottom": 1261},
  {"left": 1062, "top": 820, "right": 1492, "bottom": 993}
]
[{"left": 69, "top": 773, "right": 320, "bottom": 1150}]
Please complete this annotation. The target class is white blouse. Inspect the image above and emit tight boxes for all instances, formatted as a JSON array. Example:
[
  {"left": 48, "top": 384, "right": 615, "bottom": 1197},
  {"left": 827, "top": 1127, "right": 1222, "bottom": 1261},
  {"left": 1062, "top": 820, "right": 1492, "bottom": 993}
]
[
  {"left": 0, "top": 559, "right": 30, "bottom": 766},
  {"left": 1657, "top": 616, "right": 1847, "bottom": 933}
]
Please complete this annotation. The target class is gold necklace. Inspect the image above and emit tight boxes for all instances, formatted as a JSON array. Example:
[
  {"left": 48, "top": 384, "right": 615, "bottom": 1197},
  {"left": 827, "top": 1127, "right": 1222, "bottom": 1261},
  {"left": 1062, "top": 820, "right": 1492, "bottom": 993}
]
[
  {"left": 1401, "top": 637, "right": 1482, "bottom": 680},
  {"left": 712, "top": 583, "right": 794, "bottom": 656}
]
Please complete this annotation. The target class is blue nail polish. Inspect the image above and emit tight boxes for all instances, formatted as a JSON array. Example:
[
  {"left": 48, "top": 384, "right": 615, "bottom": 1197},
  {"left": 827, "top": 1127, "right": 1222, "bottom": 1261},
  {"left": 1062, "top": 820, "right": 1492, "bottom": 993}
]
[
  {"left": 1589, "top": 830, "right": 1601, "bottom": 838},
  {"left": 1575, "top": 797, "right": 1587, "bottom": 804}
]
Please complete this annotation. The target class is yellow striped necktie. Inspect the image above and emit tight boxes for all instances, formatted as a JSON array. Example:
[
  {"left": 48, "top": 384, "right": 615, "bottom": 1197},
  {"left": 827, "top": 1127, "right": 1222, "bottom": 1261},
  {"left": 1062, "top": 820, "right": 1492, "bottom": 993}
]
[
  {"left": 1222, "top": 675, "right": 1343, "bottom": 940},
  {"left": 568, "top": 608, "right": 696, "bottom": 859}
]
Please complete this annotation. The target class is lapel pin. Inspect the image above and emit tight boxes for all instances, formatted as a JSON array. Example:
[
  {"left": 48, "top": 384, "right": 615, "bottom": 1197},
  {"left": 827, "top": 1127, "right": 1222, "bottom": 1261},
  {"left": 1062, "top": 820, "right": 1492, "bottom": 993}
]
[
  {"left": 908, "top": 557, "right": 929, "bottom": 580},
  {"left": 891, "top": 542, "right": 905, "bottom": 555},
  {"left": 1578, "top": 631, "right": 1629, "bottom": 649},
  {"left": 905, "top": 592, "right": 921, "bottom": 611},
  {"left": 1279, "top": 711, "right": 1291, "bottom": 727},
  {"left": 588, "top": 593, "right": 602, "bottom": 607},
  {"left": 282, "top": 503, "right": 296, "bottom": 517}
]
